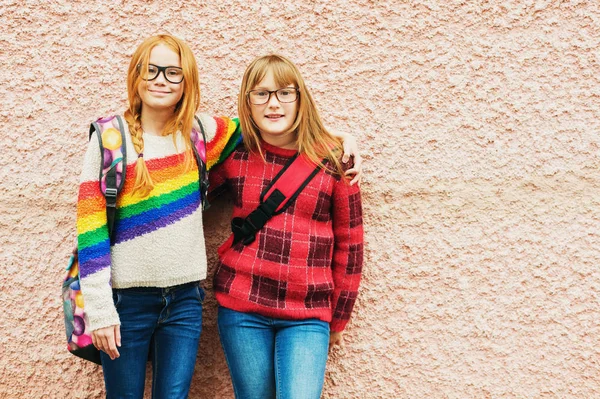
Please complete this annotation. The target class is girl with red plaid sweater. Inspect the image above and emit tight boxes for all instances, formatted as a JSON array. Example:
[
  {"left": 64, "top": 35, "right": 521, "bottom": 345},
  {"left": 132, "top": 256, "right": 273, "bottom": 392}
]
[{"left": 210, "top": 55, "right": 364, "bottom": 399}]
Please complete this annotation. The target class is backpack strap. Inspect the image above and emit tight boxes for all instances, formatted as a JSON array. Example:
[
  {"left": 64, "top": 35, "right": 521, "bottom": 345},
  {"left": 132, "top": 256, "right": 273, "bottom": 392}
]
[
  {"left": 231, "top": 154, "right": 323, "bottom": 246},
  {"left": 192, "top": 116, "right": 210, "bottom": 210},
  {"left": 89, "top": 115, "right": 127, "bottom": 243}
]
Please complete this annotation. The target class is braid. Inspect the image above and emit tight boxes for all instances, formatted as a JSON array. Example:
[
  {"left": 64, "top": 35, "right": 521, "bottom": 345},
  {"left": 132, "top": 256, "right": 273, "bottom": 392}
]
[{"left": 125, "top": 106, "right": 154, "bottom": 197}]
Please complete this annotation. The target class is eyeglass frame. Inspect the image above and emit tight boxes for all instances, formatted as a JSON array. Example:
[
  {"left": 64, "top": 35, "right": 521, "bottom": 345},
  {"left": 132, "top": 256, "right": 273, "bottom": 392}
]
[
  {"left": 137, "top": 64, "right": 184, "bottom": 84},
  {"left": 246, "top": 87, "right": 300, "bottom": 105}
]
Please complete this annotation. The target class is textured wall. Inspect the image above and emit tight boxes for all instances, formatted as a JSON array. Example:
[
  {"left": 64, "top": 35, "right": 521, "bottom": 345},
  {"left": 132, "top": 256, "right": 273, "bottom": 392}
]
[{"left": 1, "top": 0, "right": 600, "bottom": 398}]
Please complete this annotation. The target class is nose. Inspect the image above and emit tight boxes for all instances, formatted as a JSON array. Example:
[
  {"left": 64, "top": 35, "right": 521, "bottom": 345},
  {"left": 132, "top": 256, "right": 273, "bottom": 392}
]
[
  {"left": 266, "top": 91, "right": 281, "bottom": 107},
  {"left": 154, "top": 70, "right": 168, "bottom": 84}
]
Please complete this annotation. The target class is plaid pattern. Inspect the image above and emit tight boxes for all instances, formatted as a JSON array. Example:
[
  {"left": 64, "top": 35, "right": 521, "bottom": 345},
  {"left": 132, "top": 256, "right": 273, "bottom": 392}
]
[
  {"left": 257, "top": 227, "right": 292, "bottom": 264},
  {"left": 305, "top": 282, "right": 333, "bottom": 309},
  {"left": 308, "top": 236, "right": 334, "bottom": 267},
  {"left": 214, "top": 262, "right": 236, "bottom": 293},
  {"left": 266, "top": 151, "right": 290, "bottom": 165},
  {"left": 312, "top": 191, "right": 332, "bottom": 222},
  {"left": 346, "top": 244, "right": 364, "bottom": 274},
  {"left": 250, "top": 275, "right": 287, "bottom": 308},
  {"left": 209, "top": 141, "right": 363, "bottom": 332},
  {"left": 333, "top": 291, "right": 358, "bottom": 321},
  {"left": 348, "top": 192, "right": 363, "bottom": 228}
]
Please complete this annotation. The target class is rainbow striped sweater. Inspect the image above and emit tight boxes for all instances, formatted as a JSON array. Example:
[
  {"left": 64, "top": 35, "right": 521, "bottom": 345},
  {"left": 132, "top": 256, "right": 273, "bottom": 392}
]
[{"left": 76, "top": 113, "right": 241, "bottom": 331}]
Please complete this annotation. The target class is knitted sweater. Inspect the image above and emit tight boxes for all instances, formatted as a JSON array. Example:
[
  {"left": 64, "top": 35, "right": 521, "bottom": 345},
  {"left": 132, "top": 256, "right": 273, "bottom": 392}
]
[
  {"left": 76, "top": 113, "right": 241, "bottom": 331},
  {"left": 210, "top": 141, "right": 364, "bottom": 332}
]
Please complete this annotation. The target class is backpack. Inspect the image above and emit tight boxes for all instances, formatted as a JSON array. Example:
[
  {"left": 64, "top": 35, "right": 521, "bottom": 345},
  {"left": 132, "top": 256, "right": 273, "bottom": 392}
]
[{"left": 62, "top": 115, "right": 208, "bottom": 364}]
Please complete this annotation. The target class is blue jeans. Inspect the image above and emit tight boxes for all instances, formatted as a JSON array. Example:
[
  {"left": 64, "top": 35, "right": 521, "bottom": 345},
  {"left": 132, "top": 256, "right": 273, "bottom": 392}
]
[
  {"left": 217, "top": 306, "right": 330, "bottom": 399},
  {"left": 100, "top": 282, "right": 204, "bottom": 399}
]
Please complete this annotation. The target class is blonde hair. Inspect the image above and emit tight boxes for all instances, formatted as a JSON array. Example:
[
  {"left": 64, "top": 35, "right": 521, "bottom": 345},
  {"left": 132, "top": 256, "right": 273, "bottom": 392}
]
[
  {"left": 237, "top": 54, "right": 345, "bottom": 177},
  {"left": 124, "top": 34, "right": 200, "bottom": 197}
]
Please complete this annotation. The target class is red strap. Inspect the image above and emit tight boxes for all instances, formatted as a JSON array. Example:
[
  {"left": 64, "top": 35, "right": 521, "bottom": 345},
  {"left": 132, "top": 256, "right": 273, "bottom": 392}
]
[{"left": 263, "top": 154, "right": 321, "bottom": 213}]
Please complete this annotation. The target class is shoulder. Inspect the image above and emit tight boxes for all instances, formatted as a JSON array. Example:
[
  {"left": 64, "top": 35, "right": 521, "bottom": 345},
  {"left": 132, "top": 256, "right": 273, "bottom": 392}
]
[
  {"left": 319, "top": 154, "right": 352, "bottom": 182},
  {"left": 195, "top": 113, "right": 238, "bottom": 141}
]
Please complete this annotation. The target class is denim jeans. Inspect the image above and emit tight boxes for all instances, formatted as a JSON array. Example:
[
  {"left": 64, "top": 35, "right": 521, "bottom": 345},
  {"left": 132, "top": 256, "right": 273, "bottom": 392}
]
[
  {"left": 100, "top": 282, "right": 204, "bottom": 399},
  {"left": 217, "top": 306, "right": 330, "bottom": 399}
]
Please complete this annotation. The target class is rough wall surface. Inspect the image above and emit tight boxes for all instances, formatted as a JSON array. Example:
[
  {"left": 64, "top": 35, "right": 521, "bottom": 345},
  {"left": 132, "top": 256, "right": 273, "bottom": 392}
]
[{"left": 1, "top": 0, "right": 599, "bottom": 398}]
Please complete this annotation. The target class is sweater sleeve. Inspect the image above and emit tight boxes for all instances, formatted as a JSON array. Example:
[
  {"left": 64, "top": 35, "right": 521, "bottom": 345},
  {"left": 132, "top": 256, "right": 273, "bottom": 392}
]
[
  {"left": 207, "top": 158, "right": 230, "bottom": 201},
  {"left": 76, "top": 131, "right": 120, "bottom": 331},
  {"left": 196, "top": 113, "right": 242, "bottom": 171},
  {"left": 329, "top": 173, "right": 364, "bottom": 332}
]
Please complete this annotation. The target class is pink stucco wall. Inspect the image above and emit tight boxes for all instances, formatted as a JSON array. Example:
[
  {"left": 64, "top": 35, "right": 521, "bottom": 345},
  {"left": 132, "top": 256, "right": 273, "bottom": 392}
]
[{"left": 2, "top": 0, "right": 600, "bottom": 398}]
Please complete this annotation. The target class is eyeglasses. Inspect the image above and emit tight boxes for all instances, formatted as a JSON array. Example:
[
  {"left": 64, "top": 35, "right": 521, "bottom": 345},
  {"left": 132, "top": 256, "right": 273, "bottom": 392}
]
[
  {"left": 247, "top": 88, "right": 299, "bottom": 105},
  {"left": 137, "top": 64, "right": 184, "bottom": 84}
]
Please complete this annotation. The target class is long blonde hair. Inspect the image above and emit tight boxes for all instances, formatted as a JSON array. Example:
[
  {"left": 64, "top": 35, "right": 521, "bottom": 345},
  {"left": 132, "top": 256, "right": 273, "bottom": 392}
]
[
  {"left": 124, "top": 34, "right": 200, "bottom": 197},
  {"left": 237, "top": 54, "right": 344, "bottom": 177}
]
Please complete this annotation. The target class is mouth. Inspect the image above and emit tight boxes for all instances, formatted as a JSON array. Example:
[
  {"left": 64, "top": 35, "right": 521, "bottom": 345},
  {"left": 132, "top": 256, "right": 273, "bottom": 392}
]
[
  {"left": 265, "top": 114, "right": 284, "bottom": 120},
  {"left": 149, "top": 90, "right": 171, "bottom": 95}
]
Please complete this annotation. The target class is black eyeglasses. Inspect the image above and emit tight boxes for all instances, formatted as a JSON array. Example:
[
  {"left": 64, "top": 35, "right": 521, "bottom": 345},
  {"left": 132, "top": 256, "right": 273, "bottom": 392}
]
[
  {"left": 247, "top": 87, "right": 299, "bottom": 105},
  {"left": 137, "top": 64, "right": 184, "bottom": 84}
]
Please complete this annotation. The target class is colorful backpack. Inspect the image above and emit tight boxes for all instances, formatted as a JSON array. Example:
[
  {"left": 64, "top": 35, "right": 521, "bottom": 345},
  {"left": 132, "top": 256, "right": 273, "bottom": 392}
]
[{"left": 62, "top": 115, "right": 208, "bottom": 364}]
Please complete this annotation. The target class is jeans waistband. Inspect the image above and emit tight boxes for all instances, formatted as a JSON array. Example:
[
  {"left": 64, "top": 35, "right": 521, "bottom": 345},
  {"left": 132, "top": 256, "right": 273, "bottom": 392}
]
[{"left": 114, "top": 281, "right": 200, "bottom": 294}]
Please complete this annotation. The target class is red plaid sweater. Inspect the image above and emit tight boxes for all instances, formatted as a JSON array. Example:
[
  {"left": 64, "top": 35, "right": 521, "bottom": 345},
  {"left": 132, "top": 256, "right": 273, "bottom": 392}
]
[{"left": 209, "top": 141, "right": 363, "bottom": 332}]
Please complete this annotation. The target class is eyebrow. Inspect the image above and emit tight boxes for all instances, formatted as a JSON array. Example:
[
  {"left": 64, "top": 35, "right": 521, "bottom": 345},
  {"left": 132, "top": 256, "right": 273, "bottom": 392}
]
[
  {"left": 252, "top": 85, "right": 296, "bottom": 90},
  {"left": 148, "top": 63, "right": 182, "bottom": 68}
]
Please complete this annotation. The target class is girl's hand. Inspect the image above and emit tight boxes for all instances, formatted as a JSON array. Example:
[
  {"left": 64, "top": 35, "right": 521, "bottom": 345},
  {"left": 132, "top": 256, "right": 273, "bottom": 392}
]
[
  {"left": 330, "top": 130, "right": 362, "bottom": 186},
  {"left": 92, "top": 325, "right": 121, "bottom": 360},
  {"left": 341, "top": 135, "right": 363, "bottom": 186},
  {"left": 329, "top": 331, "right": 344, "bottom": 352}
]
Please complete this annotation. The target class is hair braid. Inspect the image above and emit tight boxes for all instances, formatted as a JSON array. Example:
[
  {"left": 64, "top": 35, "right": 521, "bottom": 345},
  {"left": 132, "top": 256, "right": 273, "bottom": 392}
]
[{"left": 125, "top": 105, "right": 154, "bottom": 197}]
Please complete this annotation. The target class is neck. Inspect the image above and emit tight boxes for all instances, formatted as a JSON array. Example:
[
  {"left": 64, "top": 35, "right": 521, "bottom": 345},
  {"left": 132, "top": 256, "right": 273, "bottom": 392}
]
[
  {"left": 260, "top": 131, "right": 298, "bottom": 150},
  {"left": 140, "top": 104, "right": 175, "bottom": 136}
]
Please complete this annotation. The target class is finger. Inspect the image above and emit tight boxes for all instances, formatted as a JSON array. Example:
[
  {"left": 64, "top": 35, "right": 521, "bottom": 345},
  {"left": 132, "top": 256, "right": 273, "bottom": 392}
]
[
  {"left": 353, "top": 154, "right": 362, "bottom": 171},
  {"left": 105, "top": 340, "right": 116, "bottom": 360},
  {"left": 345, "top": 169, "right": 361, "bottom": 186},
  {"left": 100, "top": 333, "right": 116, "bottom": 360},
  {"left": 91, "top": 333, "right": 98, "bottom": 350},
  {"left": 341, "top": 142, "right": 351, "bottom": 163},
  {"left": 108, "top": 339, "right": 120, "bottom": 360},
  {"left": 98, "top": 334, "right": 109, "bottom": 356},
  {"left": 115, "top": 325, "right": 121, "bottom": 347},
  {"left": 105, "top": 333, "right": 119, "bottom": 359}
]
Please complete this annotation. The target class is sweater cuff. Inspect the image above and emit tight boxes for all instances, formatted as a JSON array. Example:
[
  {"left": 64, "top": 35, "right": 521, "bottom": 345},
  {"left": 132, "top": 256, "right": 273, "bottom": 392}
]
[
  {"left": 80, "top": 269, "right": 121, "bottom": 331},
  {"left": 88, "top": 309, "right": 121, "bottom": 332},
  {"left": 330, "top": 318, "right": 349, "bottom": 333}
]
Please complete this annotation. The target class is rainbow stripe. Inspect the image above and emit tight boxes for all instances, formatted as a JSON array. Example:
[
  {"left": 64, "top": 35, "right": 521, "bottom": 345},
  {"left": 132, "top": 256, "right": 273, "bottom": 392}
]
[
  {"left": 77, "top": 114, "right": 241, "bottom": 280},
  {"left": 206, "top": 116, "right": 242, "bottom": 171},
  {"left": 77, "top": 151, "right": 201, "bottom": 278}
]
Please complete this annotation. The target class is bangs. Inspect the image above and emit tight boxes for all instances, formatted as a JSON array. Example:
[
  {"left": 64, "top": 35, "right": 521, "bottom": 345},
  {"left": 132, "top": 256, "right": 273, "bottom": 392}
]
[
  {"left": 247, "top": 56, "right": 299, "bottom": 90},
  {"left": 132, "top": 37, "right": 181, "bottom": 80}
]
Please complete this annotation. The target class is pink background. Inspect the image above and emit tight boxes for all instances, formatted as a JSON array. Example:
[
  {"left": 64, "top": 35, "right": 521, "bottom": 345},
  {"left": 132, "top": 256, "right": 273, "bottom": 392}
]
[{"left": 2, "top": 1, "right": 600, "bottom": 398}]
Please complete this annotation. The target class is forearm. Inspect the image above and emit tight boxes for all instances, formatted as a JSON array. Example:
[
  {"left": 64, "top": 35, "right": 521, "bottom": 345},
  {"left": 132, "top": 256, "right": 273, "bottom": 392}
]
[{"left": 330, "top": 181, "right": 364, "bottom": 332}]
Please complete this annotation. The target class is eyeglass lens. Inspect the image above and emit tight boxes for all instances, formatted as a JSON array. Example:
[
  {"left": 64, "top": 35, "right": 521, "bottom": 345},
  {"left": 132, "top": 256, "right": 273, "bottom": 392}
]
[
  {"left": 249, "top": 88, "right": 298, "bottom": 104},
  {"left": 140, "top": 64, "right": 184, "bottom": 84}
]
